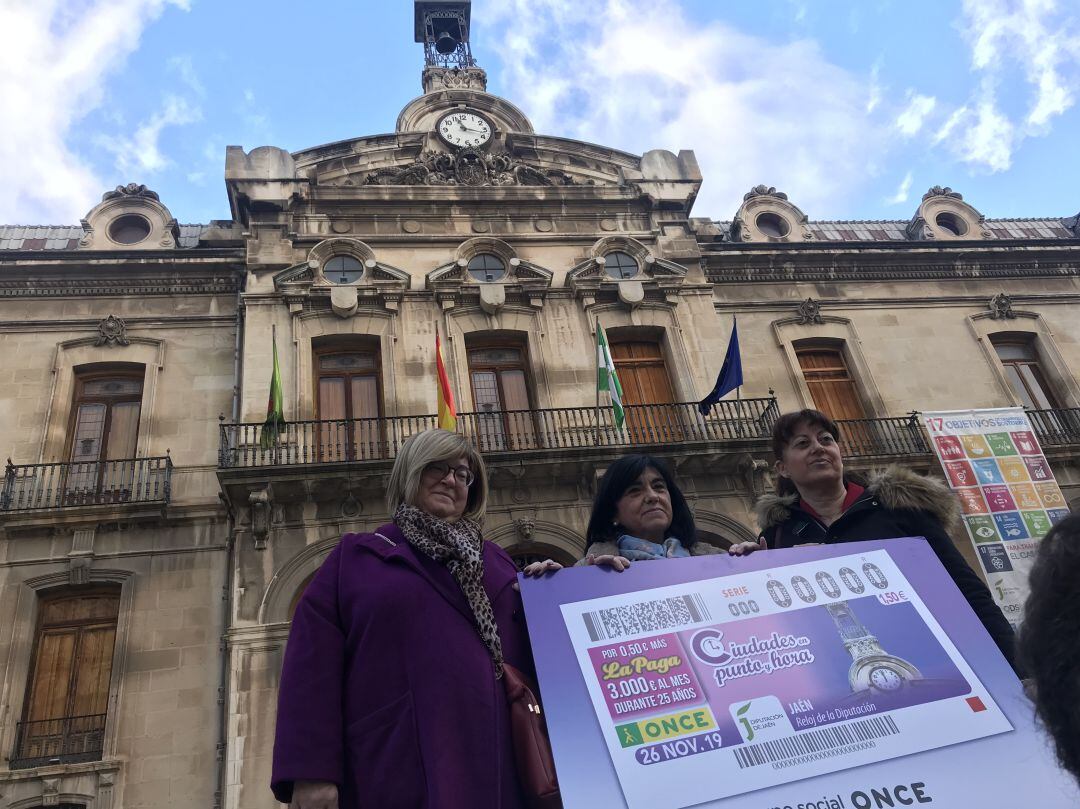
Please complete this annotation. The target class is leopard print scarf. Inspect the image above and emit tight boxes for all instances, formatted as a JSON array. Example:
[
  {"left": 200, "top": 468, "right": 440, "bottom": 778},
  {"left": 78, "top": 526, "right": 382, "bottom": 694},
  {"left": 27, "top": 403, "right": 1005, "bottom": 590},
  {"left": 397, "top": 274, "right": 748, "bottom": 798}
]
[{"left": 394, "top": 503, "right": 504, "bottom": 678}]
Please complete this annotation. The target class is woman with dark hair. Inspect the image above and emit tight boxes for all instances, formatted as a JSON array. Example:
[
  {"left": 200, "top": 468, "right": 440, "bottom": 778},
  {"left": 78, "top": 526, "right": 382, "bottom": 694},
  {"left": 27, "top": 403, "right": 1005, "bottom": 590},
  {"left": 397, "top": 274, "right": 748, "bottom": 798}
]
[
  {"left": 577, "top": 454, "right": 723, "bottom": 569},
  {"left": 738, "top": 408, "right": 1018, "bottom": 670},
  {"left": 1018, "top": 513, "right": 1080, "bottom": 787}
]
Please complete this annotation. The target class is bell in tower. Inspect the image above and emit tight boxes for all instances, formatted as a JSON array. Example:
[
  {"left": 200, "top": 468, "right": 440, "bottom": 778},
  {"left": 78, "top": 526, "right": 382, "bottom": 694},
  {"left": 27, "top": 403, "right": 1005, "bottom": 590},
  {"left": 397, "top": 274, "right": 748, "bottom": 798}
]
[{"left": 415, "top": 1, "right": 488, "bottom": 93}]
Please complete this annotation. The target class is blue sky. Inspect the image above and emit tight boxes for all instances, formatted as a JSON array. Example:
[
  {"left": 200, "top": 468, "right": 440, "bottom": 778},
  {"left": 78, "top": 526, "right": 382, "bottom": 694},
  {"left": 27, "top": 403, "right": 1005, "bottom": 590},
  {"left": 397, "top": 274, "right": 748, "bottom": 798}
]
[{"left": 2, "top": 0, "right": 1079, "bottom": 227}]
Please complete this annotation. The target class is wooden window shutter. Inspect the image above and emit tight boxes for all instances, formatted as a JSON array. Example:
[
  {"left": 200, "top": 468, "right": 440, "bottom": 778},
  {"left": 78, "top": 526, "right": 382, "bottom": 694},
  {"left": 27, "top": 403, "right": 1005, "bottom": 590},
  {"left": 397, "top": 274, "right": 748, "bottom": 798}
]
[{"left": 797, "top": 347, "right": 867, "bottom": 421}]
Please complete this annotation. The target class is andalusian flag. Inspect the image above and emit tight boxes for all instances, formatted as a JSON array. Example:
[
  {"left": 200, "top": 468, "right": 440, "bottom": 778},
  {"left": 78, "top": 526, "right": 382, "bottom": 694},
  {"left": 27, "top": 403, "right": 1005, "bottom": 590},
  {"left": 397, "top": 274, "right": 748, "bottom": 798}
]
[
  {"left": 436, "top": 329, "right": 458, "bottom": 431},
  {"left": 260, "top": 333, "right": 285, "bottom": 449},
  {"left": 597, "top": 325, "right": 625, "bottom": 430}
]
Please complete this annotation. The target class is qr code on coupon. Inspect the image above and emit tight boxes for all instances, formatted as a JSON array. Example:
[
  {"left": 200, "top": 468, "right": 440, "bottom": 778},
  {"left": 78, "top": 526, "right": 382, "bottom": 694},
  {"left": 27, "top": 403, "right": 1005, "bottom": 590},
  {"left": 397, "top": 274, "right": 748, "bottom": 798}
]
[{"left": 582, "top": 594, "right": 710, "bottom": 641}]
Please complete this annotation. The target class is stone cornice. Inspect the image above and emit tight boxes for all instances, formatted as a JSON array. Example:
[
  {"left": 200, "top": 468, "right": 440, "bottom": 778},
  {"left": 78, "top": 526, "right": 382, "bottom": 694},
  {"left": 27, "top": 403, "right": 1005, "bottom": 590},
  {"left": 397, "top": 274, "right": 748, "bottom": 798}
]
[
  {"left": 0, "top": 271, "right": 243, "bottom": 298},
  {"left": 704, "top": 254, "right": 1080, "bottom": 284}
]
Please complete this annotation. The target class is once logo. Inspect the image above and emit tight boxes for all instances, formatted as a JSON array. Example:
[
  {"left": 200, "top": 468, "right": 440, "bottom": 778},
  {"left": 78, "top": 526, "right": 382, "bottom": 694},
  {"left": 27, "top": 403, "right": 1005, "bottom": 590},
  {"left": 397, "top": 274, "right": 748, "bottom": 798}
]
[{"left": 691, "top": 628, "right": 731, "bottom": 666}]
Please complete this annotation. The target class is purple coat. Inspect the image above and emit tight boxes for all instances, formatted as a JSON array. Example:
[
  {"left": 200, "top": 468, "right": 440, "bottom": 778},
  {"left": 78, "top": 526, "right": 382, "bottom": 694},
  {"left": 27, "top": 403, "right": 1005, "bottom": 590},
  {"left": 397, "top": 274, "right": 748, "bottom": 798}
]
[{"left": 271, "top": 523, "right": 531, "bottom": 808}]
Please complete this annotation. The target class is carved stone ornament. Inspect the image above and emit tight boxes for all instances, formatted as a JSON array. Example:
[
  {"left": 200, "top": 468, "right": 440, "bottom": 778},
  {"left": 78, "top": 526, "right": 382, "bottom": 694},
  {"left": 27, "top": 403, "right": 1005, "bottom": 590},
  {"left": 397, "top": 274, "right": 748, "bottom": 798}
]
[
  {"left": 796, "top": 297, "right": 824, "bottom": 325},
  {"left": 989, "top": 293, "right": 1016, "bottom": 320},
  {"left": 96, "top": 315, "right": 130, "bottom": 346},
  {"left": 743, "top": 184, "right": 788, "bottom": 202},
  {"left": 922, "top": 185, "right": 963, "bottom": 202},
  {"left": 102, "top": 182, "right": 161, "bottom": 202},
  {"left": 363, "top": 149, "right": 591, "bottom": 187},
  {"left": 423, "top": 66, "right": 488, "bottom": 92},
  {"left": 513, "top": 517, "right": 536, "bottom": 539},
  {"left": 249, "top": 488, "right": 271, "bottom": 550}
]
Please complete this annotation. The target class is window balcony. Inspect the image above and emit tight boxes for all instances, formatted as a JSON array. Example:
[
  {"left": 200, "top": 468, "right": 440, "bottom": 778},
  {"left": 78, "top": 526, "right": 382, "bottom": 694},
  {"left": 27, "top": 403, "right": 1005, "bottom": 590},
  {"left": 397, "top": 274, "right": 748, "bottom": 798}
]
[
  {"left": 1027, "top": 407, "right": 1080, "bottom": 448},
  {"left": 835, "top": 415, "right": 932, "bottom": 459},
  {"left": 218, "top": 397, "right": 781, "bottom": 469},
  {"left": 10, "top": 713, "right": 106, "bottom": 769},
  {"left": 1, "top": 456, "right": 173, "bottom": 513}
]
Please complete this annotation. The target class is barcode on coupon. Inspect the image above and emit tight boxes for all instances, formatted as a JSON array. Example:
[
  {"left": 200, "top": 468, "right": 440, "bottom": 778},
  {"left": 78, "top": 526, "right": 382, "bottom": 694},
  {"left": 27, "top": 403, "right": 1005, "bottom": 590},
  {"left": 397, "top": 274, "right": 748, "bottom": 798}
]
[
  {"left": 733, "top": 714, "right": 900, "bottom": 769},
  {"left": 582, "top": 594, "right": 710, "bottom": 642}
]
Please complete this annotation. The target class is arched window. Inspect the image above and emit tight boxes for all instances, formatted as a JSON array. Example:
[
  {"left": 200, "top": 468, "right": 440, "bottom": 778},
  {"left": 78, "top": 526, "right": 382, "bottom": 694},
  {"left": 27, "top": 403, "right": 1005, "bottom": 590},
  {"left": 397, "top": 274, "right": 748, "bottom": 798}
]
[
  {"left": 990, "top": 335, "right": 1061, "bottom": 410},
  {"left": 794, "top": 344, "right": 867, "bottom": 421},
  {"left": 609, "top": 338, "right": 679, "bottom": 443},
  {"left": 66, "top": 364, "right": 144, "bottom": 503},
  {"left": 466, "top": 339, "right": 535, "bottom": 451},
  {"left": 314, "top": 340, "right": 383, "bottom": 460},
  {"left": 14, "top": 587, "right": 120, "bottom": 769}
]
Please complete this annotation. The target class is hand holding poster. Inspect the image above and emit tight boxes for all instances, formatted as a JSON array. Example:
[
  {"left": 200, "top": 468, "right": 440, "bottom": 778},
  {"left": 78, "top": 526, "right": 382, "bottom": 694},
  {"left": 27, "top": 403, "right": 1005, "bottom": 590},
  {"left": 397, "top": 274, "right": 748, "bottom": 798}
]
[{"left": 520, "top": 540, "right": 1077, "bottom": 809}]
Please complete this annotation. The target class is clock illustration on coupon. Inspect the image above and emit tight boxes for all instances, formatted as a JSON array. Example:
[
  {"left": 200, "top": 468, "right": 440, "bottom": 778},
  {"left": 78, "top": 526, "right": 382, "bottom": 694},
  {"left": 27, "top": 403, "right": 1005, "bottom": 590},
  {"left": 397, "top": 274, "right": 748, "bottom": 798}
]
[
  {"left": 869, "top": 666, "right": 904, "bottom": 691},
  {"left": 436, "top": 110, "right": 493, "bottom": 148}
]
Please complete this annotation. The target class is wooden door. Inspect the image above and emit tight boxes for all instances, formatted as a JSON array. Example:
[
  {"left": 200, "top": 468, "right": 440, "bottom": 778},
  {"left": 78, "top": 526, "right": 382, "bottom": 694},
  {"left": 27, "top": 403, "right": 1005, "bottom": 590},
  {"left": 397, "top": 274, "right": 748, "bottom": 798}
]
[
  {"left": 315, "top": 351, "right": 382, "bottom": 460},
  {"left": 610, "top": 342, "right": 680, "bottom": 443},
  {"left": 66, "top": 374, "right": 142, "bottom": 503},
  {"left": 468, "top": 346, "right": 536, "bottom": 452},
  {"left": 796, "top": 348, "right": 867, "bottom": 421},
  {"left": 20, "top": 591, "right": 119, "bottom": 763}
]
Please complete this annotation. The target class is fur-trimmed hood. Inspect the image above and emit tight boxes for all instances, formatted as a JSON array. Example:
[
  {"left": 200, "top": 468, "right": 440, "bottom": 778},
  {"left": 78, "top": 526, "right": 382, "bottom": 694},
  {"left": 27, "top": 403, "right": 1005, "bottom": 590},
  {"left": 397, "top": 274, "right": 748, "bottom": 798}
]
[{"left": 754, "top": 465, "right": 960, "bottom": 533}]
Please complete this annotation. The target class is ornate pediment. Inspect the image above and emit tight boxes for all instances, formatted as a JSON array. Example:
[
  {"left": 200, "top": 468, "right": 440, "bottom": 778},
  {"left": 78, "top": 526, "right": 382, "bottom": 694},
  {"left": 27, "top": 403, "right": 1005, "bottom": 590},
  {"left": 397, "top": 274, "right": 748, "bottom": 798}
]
[
  {"left": 567, "top": 237, "right": 687, "bottom": 310},
  {"left": 362, "top": 148, "right": 594, "bottom": 187}
]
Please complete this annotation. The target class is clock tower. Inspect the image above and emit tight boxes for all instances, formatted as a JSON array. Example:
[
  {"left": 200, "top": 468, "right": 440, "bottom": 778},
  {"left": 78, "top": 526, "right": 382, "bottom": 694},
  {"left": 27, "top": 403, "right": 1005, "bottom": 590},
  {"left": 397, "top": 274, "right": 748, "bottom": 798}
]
[
  {"left": 826, "top": 602, "right": 923, "bottom": 693},
  {"left": 415, "top": 1, "right": 488, "bottom": 93}
]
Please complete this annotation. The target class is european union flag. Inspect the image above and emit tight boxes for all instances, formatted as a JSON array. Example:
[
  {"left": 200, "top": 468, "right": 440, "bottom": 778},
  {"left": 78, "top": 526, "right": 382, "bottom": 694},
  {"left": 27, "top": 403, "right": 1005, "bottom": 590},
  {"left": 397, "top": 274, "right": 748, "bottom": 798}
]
[{"left": 698, "top": 319, "right": 743, "bottom": 416}]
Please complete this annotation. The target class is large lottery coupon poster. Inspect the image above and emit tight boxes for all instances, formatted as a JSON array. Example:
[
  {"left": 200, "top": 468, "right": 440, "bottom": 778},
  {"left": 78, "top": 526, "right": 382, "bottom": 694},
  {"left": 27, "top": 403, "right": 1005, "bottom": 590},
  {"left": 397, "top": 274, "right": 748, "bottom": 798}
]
[
  {"left": 923, "top": 407, "right": 1070, "bottom": 625},
  {"left": 519, "top": 539, "right": 1077, "bottom": 809}
]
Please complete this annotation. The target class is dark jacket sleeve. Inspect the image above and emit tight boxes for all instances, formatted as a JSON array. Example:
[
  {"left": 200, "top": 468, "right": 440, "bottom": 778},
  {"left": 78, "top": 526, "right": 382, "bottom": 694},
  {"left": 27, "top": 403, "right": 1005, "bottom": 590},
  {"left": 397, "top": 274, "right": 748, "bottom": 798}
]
[
  {"left": 271, "top": 542, "right": 347, "bottom": 803},
  {"left": 895, "top": 508, "right": 1020, "bottom": 675}
]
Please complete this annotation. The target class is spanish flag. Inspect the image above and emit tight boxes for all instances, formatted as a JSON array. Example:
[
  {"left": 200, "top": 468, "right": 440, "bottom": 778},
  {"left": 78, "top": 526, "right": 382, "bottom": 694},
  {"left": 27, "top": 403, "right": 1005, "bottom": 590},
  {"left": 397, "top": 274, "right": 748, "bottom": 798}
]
[{"left": 436, "top": 329, "right": 457, "bottom": 431}]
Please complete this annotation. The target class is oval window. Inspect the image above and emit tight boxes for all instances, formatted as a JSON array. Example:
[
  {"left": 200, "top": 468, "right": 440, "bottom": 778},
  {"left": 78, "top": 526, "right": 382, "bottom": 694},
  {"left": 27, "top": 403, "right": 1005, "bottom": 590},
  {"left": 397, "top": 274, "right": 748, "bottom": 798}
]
[
  {"left": 755, "top": 212, "right": 790, "bottom": 239},
  {"left": 324, "top": 255, "right": 364, "bottom": 284},
  {"left": 108, "top": 214, "right": 151, "bottom": 245},
  {"left": 467, "top": 253, "right": 506, "bottom": 282},
  {"left": 935, "top": 212, "right": 967, "bottom": 237},
  {"left": 603, "top": 251, "right": 638, "bottom": 279}
]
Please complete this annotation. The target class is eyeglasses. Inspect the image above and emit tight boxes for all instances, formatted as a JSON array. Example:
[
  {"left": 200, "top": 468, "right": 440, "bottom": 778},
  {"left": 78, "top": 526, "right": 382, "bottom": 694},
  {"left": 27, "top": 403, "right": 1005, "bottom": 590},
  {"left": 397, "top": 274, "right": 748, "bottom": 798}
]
[{"left": 423, "top": 462, "right": 475, "bottom": 487}]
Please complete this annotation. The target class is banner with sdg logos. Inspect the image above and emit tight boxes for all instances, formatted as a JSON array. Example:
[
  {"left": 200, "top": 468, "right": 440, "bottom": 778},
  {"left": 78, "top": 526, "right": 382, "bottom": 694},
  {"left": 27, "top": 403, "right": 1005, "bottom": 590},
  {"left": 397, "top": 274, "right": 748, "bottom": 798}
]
[
  {"left": 922, "top": 407, "right": 1069, "bottom": 625},
  {"left": 519, "top": 540, "right": 1076, "bottom": 809}
]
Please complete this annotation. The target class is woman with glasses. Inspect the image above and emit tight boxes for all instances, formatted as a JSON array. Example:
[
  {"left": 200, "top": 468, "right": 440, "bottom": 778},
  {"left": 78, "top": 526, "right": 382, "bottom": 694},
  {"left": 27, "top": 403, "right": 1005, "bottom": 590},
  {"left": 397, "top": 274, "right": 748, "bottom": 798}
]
[{"left": 272, "top": 429, "right": 548, "bottom": 809}]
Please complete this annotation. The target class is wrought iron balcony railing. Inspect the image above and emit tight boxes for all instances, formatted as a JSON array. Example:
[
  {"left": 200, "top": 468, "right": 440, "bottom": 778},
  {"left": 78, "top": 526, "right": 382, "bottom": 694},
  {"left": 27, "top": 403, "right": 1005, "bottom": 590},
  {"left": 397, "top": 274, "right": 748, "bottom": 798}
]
[
  {"left": 835, "top": 416, "right": 931, "bottom": 458},
  {"left": 1028, "top": 407, "right": 1080, "bottom": 447},
  {"left": 2, "top": 456, "right": 172, "bottom": 513},
  {"left": 10, "top": 713, "right": 107, "bottom": 769},
  {"left": 219, "top": 398, "right": 780, "bottom": 469}
]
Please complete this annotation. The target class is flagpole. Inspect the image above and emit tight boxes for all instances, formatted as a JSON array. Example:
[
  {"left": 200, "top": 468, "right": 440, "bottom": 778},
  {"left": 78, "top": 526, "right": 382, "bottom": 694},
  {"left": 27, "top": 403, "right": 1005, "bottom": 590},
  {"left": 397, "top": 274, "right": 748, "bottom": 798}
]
[
  {"left": 734, "top": 317, "right": 744, "bottom": 437},
  {"left": 594, "top": 316, "right": 601, "bottom": 446},
  {"left": 270, "top": 322, "right": 278, "bottom": 462}
]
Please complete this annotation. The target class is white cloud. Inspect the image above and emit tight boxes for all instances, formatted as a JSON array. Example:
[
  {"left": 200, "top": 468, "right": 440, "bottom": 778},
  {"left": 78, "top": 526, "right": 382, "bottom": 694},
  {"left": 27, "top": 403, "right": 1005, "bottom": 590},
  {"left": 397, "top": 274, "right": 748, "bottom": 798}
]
[
  {"left": 168, "top": 54, "right": 204, "bottom": 97},
  {"left": 895, "top": 92, "right": 937, "bottom": 136},
  {"left": 866, "top": 60, "right": 884, "bottom": 113},
  {"left": 485, "top": 0, "right": 885, "bottom": 219},
  {"left": 954, "top": 0, "right": 1080, "bottom": 170},
  {"left": 884, "top": 171, "right": 913, "bottom": 205},
  {"left": 0, "top": 0, "right": 189, "bottom": 224},
  {"left": 96, "top": 94, "right": 202, "bottom": 175}
]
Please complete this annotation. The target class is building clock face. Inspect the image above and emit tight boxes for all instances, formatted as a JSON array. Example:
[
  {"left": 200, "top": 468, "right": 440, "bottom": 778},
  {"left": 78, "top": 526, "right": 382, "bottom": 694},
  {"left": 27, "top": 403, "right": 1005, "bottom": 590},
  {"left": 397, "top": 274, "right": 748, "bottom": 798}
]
[
  {"left": 869, "top": 666, "right": 904, "bottom": 691},
  {"left": 437, "top": 111, "right": 493, "bottom": 148}
]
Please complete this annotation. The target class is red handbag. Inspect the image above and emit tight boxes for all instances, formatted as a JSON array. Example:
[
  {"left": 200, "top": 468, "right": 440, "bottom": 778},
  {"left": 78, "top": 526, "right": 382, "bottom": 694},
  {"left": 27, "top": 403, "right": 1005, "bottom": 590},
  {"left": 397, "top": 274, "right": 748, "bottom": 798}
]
[{"left": 503, "top": 662, "right": 562, "bottom": 809}]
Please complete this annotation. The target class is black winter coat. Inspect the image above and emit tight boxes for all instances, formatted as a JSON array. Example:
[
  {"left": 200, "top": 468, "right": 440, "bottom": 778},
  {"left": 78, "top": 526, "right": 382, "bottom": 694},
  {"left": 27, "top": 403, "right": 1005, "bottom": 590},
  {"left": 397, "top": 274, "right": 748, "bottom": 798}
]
[{"left": 755, "top": 466, "right": 1019, "bottom": 673}]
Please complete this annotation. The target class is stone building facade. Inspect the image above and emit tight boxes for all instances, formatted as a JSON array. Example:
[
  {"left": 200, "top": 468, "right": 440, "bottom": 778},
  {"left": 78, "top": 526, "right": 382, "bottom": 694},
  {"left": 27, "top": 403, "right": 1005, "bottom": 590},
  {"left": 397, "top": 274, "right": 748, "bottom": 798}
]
[{"left": 2, "top": 3, "right": 1079, "bottom": 807}]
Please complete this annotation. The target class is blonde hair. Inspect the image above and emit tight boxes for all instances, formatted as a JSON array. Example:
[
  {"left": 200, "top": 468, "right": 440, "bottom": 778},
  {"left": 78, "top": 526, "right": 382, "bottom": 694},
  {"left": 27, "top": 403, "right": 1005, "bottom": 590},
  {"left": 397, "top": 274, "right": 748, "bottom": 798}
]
[{"left": 385, "top": 429, "right": 489, "bottom": 522}]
